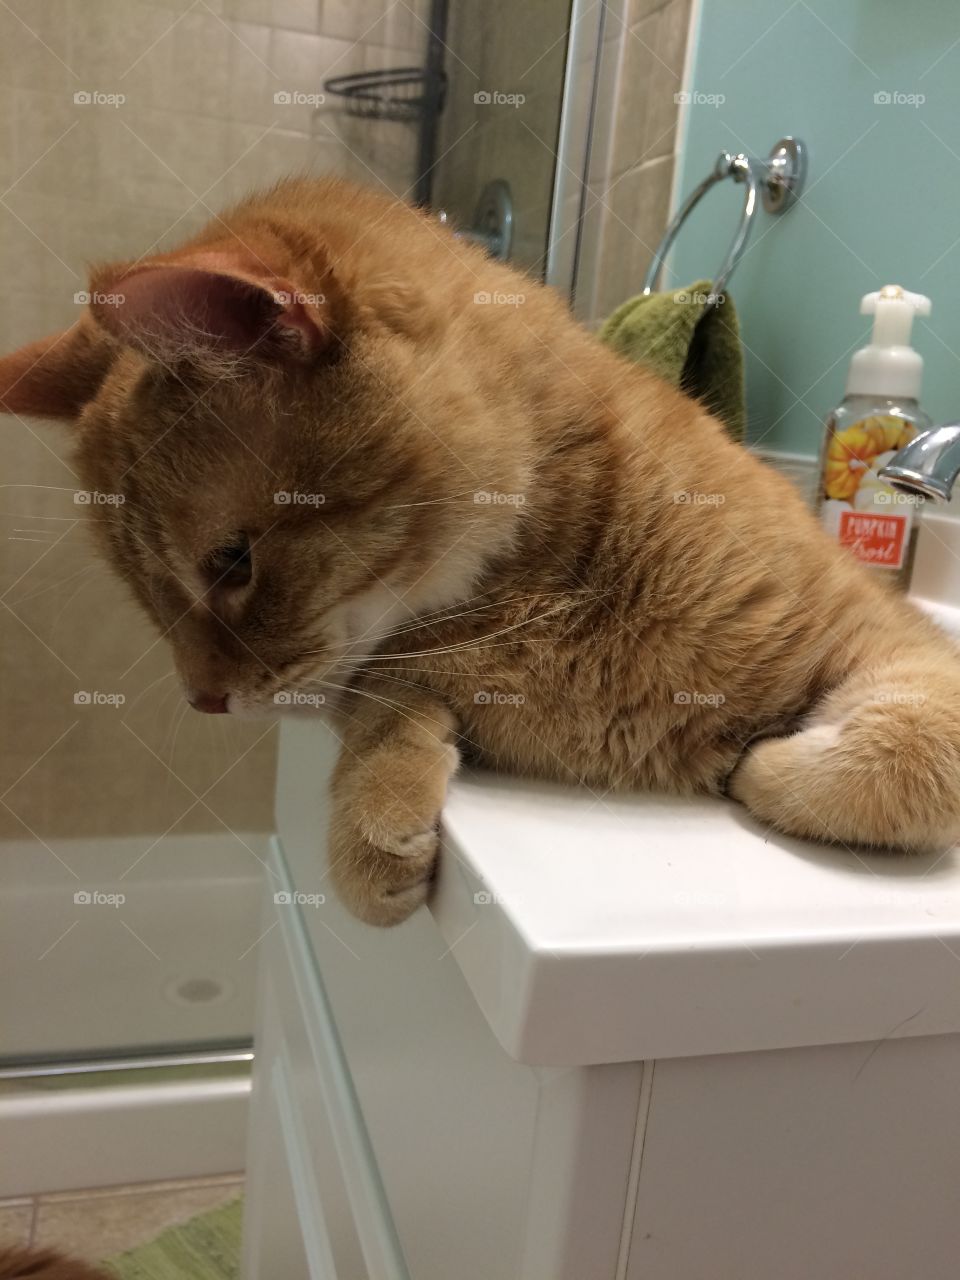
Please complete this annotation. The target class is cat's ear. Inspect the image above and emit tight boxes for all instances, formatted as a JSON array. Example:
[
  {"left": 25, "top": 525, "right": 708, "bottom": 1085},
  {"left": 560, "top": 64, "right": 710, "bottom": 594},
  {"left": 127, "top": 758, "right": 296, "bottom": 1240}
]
[
  {"left": 88, "top": 249, "right": 342, "bottom": 362},
  {"left": 0, "top": 320, "right": 115, "bottom": 421}
]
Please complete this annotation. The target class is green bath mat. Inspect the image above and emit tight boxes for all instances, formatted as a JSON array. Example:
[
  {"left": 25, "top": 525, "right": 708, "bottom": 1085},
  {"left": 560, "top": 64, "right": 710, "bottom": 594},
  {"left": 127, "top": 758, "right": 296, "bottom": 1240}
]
[{"left": 106, "top": 1196, "right": 242, "bottom": 1280}]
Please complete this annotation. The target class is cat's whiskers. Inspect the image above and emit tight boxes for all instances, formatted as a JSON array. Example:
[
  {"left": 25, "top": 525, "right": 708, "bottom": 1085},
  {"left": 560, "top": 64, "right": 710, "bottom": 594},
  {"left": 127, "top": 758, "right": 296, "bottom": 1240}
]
[
  {"left": 381, "top": 489, "right": 489, "bottom": 511},
  {"left": 358, "top": 663, "right": 515, "bottom": 679},
  {"left": 14, "top": 560, "right": 100, "bottom": 607},
  {"left": 368, "top": 590, "right": 576, "bottom": 642},
  {"left": 301, "top": 598, "right": 574, "bottom": 667},
  {"left": 152, "top": 673, "right": 184, "bottom": 743},
  {"left": 311, "top": 587, "right": 584, "bottom": 662},
  {"left": 335, "top": 604, "right": 571, "bottom": 664},
  {"left": 48, "top": 561, "right": 110, "bottom": 641},
  {"left": 121, "top": 668, "right": 175, "bottom": 718},
  {"left": 322, "top": 581, "right": 528, "bottom": 656},
  {"left": 346, "top": 637, "right": 560, "bottom": 665},
  {"left": 164, "top": 698, "right": 192, "bottom": 770},
  {"left": 312, "top": 676, "right": 487, "bottom": 757}
]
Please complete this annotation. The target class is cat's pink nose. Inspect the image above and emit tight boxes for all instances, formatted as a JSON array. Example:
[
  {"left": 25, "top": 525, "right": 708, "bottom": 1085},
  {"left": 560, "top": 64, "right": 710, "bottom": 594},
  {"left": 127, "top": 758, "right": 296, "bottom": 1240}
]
[{"left": 189, "top": 691, "right": 229, "bottom": 715}]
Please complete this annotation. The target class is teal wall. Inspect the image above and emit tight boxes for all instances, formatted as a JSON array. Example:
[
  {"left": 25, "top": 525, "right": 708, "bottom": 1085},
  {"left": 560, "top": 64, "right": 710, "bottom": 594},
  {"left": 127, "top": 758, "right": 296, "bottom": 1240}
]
[{"left": 671, "top": 0, "right": 960, "bottom": 454}]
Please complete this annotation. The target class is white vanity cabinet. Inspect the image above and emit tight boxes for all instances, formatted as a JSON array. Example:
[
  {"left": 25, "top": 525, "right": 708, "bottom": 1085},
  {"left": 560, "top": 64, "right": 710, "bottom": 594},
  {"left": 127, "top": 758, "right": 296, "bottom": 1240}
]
[{"left": 242, "top": 717, "right": 960, "bottom": 1280}]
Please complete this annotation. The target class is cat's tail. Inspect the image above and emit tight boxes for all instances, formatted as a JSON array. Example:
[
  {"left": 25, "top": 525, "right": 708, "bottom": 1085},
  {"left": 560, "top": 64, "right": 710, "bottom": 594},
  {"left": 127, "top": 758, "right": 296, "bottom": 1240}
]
[{"left": 729, "top": 650, "right": 960, "bottom": 852}]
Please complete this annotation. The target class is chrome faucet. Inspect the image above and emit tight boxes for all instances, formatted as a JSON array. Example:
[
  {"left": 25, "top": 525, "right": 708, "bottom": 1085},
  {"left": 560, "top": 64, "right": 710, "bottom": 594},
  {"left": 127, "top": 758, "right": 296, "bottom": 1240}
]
[{"left": 878, "top": 423, "right": 960, "bottom": 502}]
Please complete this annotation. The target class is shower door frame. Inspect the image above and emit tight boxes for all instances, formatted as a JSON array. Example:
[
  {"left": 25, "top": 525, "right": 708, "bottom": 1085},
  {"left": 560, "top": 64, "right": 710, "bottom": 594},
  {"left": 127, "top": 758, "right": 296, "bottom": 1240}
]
[{"left": 546, "top": 0, "right": 607, "bottom": 303}]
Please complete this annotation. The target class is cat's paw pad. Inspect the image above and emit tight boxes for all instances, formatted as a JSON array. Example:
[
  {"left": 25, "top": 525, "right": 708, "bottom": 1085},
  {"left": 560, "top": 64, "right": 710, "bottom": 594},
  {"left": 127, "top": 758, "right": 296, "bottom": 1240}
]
[
  {"left": 361, "top": 816, "right": 440, "bottom": 861},
  {"left": 330, "top": 821, "right": 440, "bottom": 927}
]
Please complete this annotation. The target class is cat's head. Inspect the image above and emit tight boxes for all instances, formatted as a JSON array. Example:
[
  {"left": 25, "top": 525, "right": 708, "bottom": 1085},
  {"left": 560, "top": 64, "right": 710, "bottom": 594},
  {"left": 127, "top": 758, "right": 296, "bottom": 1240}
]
[{"left": 0, "top": 203, "right": 528, "bottom": 715}]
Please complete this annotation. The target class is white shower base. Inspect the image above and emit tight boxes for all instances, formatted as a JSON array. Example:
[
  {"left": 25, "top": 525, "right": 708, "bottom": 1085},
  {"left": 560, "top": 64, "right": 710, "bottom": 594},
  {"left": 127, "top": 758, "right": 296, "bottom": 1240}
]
[
  {"left": 0, "top": 1068, "right": 251, "bottom": 1196},
  {"left": 0, "top": 830, "right": 270, "bottom": 1192},
  {"left": 0, "top": 831, "right": 268, "bottom": 1061}
]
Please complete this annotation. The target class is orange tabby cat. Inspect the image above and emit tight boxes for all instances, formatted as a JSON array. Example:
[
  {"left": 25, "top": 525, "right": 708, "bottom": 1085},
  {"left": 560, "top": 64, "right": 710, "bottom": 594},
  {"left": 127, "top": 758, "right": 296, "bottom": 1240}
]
[{"left": 2, "top": 177, "right": 959, "bottom": 925}]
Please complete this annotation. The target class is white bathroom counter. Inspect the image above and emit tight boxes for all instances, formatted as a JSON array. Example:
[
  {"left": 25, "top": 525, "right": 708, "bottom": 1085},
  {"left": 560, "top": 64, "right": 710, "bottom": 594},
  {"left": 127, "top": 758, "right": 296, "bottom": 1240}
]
[{"left": 434, "top": 772, "right": 960, "bottom": 1066}]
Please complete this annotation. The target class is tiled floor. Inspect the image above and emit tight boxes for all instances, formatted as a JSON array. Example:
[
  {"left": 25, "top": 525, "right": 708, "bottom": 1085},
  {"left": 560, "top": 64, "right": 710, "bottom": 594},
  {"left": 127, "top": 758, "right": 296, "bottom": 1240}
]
[{"left": 0, "top": 1173, "right": 243, "bottom": 1263}]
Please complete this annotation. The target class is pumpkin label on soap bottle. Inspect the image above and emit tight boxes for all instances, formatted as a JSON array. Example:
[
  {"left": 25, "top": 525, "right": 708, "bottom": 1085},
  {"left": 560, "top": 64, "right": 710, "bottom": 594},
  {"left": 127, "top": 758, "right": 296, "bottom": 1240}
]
[{"left": 819, "top": 414, "right": 919, "bottom": 571}]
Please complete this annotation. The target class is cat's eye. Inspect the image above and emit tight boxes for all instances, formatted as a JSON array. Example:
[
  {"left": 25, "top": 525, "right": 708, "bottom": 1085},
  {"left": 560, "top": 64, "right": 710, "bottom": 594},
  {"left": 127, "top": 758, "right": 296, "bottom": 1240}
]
[{"left": 200, "top": 533, "right": 252, "bottom": 589}]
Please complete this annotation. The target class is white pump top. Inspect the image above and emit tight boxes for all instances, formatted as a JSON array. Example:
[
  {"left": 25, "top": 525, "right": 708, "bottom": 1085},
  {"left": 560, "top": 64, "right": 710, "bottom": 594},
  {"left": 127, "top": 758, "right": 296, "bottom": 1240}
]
[{"left": 845, "top": 284, "right": 931, "bottom": 401}]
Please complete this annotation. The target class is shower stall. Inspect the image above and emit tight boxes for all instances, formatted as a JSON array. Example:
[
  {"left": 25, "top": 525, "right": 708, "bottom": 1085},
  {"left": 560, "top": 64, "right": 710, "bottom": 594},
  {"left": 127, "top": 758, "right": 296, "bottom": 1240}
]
[{"left": 0, "top": 0, "right": 597, "bottom": 1191}]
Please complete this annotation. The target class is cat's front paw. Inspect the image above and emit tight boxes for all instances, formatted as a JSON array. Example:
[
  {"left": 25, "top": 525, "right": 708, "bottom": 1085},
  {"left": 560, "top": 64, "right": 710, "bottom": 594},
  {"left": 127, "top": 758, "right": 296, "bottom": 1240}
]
[
  {"left": 328, "top": 816, "right": 440, "bottom": 927},
  {"left": 328, "top": 741, "right": 455, "bottom": 926}
]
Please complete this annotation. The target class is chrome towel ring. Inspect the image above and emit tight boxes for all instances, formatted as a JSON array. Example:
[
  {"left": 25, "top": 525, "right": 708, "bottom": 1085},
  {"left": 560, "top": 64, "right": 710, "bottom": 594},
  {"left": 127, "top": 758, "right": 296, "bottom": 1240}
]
[{"left": 642, "top": 137, "right": 806, "bottom": 303}]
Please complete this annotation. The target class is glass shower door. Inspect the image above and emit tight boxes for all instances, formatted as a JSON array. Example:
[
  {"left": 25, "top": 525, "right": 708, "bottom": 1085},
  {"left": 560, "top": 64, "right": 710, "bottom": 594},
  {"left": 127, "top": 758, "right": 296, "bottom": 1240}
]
[
  {"left": 0, "top": 0, "right": 433, "bottom": 1074},
  {"left": 0, "top": 0, "right": 597, "bottom": 1077}
]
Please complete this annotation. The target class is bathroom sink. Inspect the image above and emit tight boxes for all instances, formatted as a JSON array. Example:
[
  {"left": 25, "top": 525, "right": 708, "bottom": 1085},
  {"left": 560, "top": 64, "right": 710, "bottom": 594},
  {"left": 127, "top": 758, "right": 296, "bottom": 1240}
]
[
  {"left": 909, "top": 508, "right": 960, "bottom": 636},
  {"left": 915, "top": 596, "right": 960, "bottom": 638}
]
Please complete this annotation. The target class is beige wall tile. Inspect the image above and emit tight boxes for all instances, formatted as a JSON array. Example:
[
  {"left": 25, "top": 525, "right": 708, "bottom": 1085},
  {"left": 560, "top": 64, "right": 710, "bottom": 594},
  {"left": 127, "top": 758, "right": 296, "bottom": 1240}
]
[
  {"left": 603, "top": 0, "right": 692, "bottom": 178},
  {"left": 0, "top": 1, "right": 74, "bottom": 94},
  {"left": 0, "top": 198, "right": 82, "bottom": 298},
  {"left": 224, "top": 0, "right": 319, "bottom": 30},
  {"left": 320, "top": 0, "right": 429, "bottom": 52},
  {"left": 638, "top": 0, "right": 692, "bottom": 163},
  {"left": 625, "top": 0, "right": 671, "bottom": 23},
  {"left": 11, "top": 90, "right": 101, "bottom": 204},
  {"left": 0, "top": 88, "right": 18, "bottom": 188},
  {"left": 165, "top": 11, "right": 236, "bottom": 118},
  {"left": 68, "top": 0, "right": 183, "bottom": 111},
  {"left": 152, "top": 0, "right": 225, "bottom": 13},
  {"left": 591, "top": 154, "right": 674, "bottom": 319},
  {"left": 270, "top": 28, "right": 359, "bottom": 98},
  {"left": 91, "top": 107, "right": 229, "bottom": 211},
  {"left": 223, "top": 21, "right": 276, "bottom": 127},
  {"left": 575, "top": 0, "right": 693, "bottom": 324},
  {"left": 605, "top": 13, "right": 659, "bottom": 177}
]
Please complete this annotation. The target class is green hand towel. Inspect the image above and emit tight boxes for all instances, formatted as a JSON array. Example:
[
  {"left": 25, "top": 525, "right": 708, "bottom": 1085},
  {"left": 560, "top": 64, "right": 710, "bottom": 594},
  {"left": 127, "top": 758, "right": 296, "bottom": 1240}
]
[{"left": 599, "top": 280, "right": 746, "bottom": 442}]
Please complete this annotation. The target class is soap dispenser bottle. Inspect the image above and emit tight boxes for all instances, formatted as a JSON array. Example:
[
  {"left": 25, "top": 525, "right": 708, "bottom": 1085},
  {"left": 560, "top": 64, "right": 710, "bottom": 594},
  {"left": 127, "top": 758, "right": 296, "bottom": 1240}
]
[{"left": 817, "top": 285, "right": 932, "bottom": 590}]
